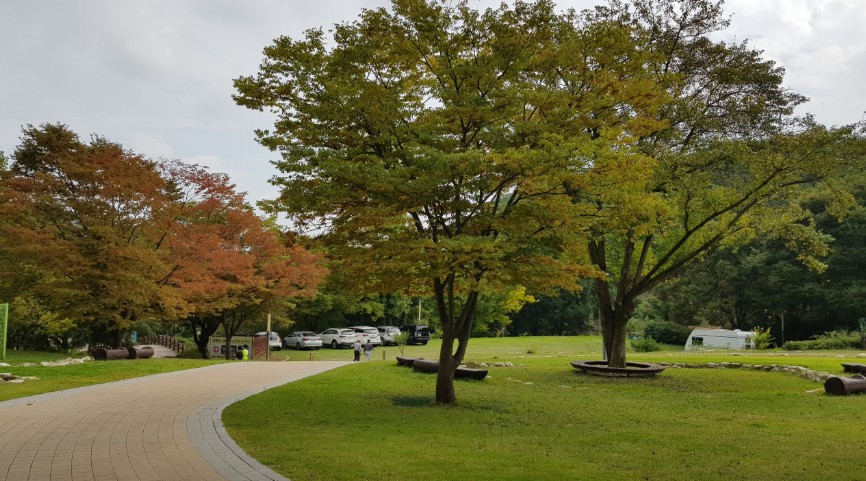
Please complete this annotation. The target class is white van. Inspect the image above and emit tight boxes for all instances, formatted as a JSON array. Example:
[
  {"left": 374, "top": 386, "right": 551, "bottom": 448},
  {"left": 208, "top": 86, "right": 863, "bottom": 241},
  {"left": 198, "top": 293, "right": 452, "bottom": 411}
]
[{"left": 685, "top": 329, "right": 754, "bottom": 350}]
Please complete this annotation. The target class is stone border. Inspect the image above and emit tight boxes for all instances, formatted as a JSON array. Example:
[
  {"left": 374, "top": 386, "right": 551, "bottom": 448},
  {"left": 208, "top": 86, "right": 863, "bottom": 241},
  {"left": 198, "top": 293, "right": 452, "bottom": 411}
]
[
  {"left": 188, "top": 381, "right": 293, "bottom": 481},
  {"left": 657, "top": 361, "right": 833, "bottom": 383}
]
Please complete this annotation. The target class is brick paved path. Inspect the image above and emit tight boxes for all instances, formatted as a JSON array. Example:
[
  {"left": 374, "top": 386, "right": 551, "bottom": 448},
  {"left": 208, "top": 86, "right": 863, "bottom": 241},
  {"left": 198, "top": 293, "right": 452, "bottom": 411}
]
[{"left": 0, "top": 361, "right": 348, "bottom": 481}]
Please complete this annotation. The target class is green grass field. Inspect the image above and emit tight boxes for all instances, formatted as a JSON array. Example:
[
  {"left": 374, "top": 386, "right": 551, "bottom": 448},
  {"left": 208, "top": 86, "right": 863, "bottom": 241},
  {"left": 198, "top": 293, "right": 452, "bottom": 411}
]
[
  {"left": 0, "top": 350, "right": 224, "bottom": 401},
  {"left": 225, "top": 337, "right": 866, "bottom": 481}
]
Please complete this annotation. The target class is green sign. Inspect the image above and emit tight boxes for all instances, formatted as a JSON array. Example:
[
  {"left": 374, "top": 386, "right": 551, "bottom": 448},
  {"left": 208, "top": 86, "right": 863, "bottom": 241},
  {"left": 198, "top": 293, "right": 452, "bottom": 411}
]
[{"left": 0, "top": 303, "right": 8, "bottom": 360}]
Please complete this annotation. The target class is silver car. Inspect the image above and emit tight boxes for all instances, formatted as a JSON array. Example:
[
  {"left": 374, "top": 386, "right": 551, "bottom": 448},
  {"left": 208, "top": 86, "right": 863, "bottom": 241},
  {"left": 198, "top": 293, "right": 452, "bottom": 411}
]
[
  {"left": 284, "top": 331, "right": 323, "bottom": 350},
  {"left": 350, "top": 326, "right": 382, "bottom": 346},
  {"left": 377, "top": 326, "right": 401, "bottom": 345},
  {"left": 320, "top": 328, "right": 358, "bottom": 349}
]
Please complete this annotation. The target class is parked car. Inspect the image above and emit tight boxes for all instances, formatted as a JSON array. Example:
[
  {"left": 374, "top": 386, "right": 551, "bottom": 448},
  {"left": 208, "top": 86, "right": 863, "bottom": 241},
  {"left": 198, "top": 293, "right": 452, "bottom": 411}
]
[
  {"left": 320, "top": 328, "right": 358, "bottom": 349},
  {"left": 399, "top": 325, "right": 430, "bottom": 345},
  {"left": 349, "top": 326, "right": 382, "bottom": 346},
  {"left": 283, "top": 331, "right": 323, "bottom": 350},
  {"left": 255, "top": 331, "right": 282, "bottom": 350},
  {"left": 377, "top": 326, "right": 402, "bottom": 345}
]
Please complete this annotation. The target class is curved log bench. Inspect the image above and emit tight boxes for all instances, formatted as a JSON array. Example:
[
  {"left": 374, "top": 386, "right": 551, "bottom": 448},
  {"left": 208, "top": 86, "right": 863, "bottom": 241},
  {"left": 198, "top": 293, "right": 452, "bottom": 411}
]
[
  {"left": 841, "top": 363, "right": 866, "bottom": 374},
  {"left": 409, "top": 359, "right": 487, "bottom": 380},
  {"left": 454, "top": 367, "right": 488, "bottom": 380},
  {"left": 396, "top": 356, "right": 421, "bottom": 367},
  {"left": 571, "top": 360, "right": 666, "bottom": 378},
  {"left": 412, "top": 358, "right": 439, "bottom": 373}
]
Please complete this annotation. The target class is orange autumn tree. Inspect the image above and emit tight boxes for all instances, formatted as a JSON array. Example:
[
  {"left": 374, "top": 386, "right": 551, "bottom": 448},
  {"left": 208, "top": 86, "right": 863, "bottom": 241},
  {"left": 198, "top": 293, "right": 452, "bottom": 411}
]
[
  {"left": 160, "top": 161, "right": 326, "bottom": 358},
  {"left": 0, "top": 123, "right": 177, "bottom": 347}
]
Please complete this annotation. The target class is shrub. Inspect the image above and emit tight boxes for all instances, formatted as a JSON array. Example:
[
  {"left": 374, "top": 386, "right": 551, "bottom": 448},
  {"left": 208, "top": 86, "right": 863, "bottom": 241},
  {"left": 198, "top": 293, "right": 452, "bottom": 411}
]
[
  {"left": 631, "top": 337, "right": 662, "bottom": 352},
  {"left": 751, "top": 326, "right": 774, "bottom": 349},
  {"left": 394, "top": 332, "right": 410, "bottom": 356},
  {"left": 643, "top": 320, "right": 691, "bottom": 345},
  {"left": 782, "top": 330, "right": 860, "bottom": 350},
  {"left": 176, "top": 346, "right": 204, "bottom": 359}
]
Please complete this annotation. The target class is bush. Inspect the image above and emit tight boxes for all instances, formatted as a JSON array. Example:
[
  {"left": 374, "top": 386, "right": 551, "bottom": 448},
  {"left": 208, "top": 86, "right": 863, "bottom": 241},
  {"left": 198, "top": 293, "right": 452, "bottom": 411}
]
[
  {"left": 176, "top": 347, "right": 204, "bottom": 359},
  {"left": 630, "top": 337, "right": 662, "bottom": 352},
  {"left": 782, "top": 330, "right": 861, "bottom": 350},
  {"left": 643, "top": 320, "right": 691, "bottom": 345},
  {"left": 751, "top": 326, "right": 774, "bottom": 350}
]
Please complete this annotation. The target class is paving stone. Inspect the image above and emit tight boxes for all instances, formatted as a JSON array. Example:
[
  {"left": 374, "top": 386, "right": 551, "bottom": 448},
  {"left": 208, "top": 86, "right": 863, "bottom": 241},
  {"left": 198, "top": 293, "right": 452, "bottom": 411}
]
[{"left": 0, "top": 361, "right": 347, "bottom": 480}]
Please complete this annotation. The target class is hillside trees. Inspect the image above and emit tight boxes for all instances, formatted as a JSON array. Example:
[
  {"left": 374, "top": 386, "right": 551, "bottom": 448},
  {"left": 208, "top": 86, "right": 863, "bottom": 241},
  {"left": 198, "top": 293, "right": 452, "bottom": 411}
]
[{"left": 657, "top": 164, "right": 866, "bottom": 340}]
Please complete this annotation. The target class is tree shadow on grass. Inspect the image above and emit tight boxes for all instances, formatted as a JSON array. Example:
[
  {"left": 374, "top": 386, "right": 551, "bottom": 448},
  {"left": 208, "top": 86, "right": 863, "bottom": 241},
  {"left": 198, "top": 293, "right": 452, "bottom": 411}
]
[{"left": 391, "top": 395, "right": 434, "bottom": 408}]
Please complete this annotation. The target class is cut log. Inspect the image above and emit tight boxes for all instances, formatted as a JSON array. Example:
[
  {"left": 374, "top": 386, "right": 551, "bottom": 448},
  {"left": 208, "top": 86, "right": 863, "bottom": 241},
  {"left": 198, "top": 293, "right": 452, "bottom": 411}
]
[
  {"left": 824, "top": 375, "right": 866, "bottom": 395},
  {"left": 127, "top": 346, "right": 155, "bottom": 359},
  {"left": 93, "top": 348, "right": 130, "bottom": 361}
]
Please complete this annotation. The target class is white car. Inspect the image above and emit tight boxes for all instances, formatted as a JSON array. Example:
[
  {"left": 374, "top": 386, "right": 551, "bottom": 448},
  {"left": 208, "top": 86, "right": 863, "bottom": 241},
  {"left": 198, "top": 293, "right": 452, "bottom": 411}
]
[
  {"left": 255, "top": 331, "right": 282, "bottom": 351},
  {"left": 284, "top": 331, "right": 323, "bottom": 350},
  {"left": 350, "top": 326, "right": 382, "bottom": 346},
  {"left": 320, "top": 328, "right": 358, "bottom": 349},
  {"left": 377, "top": 326, "right": 401, "bottom": 345}
]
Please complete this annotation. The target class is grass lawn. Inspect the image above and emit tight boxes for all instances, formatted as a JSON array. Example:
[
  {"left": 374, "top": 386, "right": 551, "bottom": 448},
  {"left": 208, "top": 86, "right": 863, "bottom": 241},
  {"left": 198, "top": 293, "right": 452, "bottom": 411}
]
[
  {"left": 224, "top": 336, "right": 866, "bottom": 481},
  {"left": 0, "top": 350, "right": 224, "bottom": 401}
]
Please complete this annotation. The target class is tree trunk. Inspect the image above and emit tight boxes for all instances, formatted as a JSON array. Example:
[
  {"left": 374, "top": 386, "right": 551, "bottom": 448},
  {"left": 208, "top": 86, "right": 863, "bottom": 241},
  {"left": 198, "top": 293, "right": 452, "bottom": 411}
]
[
  {"left": 436, "top": 331, "right": 456, "bottom": 404},
  {"left": 191, "top": 317, "right": 220, "bottom": 359},
  {"left": 594, "top": 277, "right": 634, "bottom": 369},
  {"left": 600, "top": 310, "right": 629, "bottom": 368},
  {"left": 432, "top": 278, "right": 480, "bottom": 405},
  {"left": 111, "top": 329, "right": 123, "bottom": 349}
]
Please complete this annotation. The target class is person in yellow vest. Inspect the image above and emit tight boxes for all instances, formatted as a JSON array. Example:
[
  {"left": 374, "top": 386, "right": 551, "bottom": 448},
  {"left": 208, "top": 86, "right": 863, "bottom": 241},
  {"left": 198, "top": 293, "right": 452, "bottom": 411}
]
[{"left": 242, "top": 345, "right": 250, "bottom": 361}]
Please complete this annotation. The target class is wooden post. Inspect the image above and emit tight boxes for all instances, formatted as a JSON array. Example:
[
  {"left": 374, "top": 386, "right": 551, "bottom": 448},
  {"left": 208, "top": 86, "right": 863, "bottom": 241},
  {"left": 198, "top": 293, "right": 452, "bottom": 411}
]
[{"left": 266, "top": 313, "right": 271, "bottom": 361}]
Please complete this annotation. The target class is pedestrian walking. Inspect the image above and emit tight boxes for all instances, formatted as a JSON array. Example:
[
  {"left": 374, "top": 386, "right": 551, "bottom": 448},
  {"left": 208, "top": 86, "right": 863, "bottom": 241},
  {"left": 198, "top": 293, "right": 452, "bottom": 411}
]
[
  {"left": 353, "top": 339, "right": 361, "bottom": 362},
  {"left": 364, "top": 339, "right": 373, "bottom": 361}
]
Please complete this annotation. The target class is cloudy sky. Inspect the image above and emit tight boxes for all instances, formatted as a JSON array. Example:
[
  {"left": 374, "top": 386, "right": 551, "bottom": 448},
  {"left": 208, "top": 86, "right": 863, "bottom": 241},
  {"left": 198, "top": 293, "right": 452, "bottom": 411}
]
[{"left": 2, "top": 0, "right": 864, "bottom": 205}]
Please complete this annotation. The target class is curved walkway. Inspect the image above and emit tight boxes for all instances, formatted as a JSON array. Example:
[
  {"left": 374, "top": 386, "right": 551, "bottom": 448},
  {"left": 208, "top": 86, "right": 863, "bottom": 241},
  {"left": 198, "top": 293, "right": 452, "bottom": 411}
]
[{"left": 0, "top": 361, "right": 349, "bottom": 481}]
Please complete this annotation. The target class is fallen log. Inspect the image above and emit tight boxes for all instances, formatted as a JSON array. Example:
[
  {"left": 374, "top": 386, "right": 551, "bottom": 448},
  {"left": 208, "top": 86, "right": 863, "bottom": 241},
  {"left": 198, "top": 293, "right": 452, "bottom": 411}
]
[{"left": 824, "top": 374, "right": 866, "bottom": 395}]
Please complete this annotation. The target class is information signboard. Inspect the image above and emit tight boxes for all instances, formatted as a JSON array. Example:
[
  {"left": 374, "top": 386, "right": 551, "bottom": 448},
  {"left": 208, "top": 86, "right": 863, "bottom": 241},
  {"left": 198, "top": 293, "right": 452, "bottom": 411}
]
[{"left": 207, "top": 336, "right": 253, "bottom": 359}]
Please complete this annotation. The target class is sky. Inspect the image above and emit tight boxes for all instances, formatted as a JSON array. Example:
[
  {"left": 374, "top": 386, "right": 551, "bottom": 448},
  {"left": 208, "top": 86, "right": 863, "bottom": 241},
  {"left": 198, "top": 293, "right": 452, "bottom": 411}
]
[{"left": 2, "top": 0, "right": 864, "bottom": 206}]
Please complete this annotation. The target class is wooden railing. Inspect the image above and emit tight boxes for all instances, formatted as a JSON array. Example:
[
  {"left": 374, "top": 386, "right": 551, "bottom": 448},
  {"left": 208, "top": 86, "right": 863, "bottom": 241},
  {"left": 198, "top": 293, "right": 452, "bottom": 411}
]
[{"left": 138, "top": 335, "right": 187, "bottom": 354}]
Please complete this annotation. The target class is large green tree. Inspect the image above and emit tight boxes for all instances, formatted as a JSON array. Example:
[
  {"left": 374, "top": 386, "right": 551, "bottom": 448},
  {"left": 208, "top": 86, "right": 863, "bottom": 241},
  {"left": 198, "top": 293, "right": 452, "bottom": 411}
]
[
  {"left": 233, "top": 0, "right": 660, "bottom": 403},
  {"left": 571, "top": 0, "right": 864, "bottom": 366}
]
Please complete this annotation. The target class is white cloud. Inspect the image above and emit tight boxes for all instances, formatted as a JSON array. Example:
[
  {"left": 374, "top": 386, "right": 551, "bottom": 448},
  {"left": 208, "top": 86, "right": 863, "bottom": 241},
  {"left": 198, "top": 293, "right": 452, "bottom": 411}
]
[{"left": 2, "top": 0, "right": 864, "bottom": 201}]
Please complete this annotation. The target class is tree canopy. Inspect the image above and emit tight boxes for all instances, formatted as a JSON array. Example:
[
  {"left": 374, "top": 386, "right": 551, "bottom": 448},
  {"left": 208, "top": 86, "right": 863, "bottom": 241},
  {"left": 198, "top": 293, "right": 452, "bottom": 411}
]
[
  {"left": 235, "top": 0, "right": 865, "bottom": 390},
  {"left": 0, "top": 124, "right": 325, "bottom": 351},
  {"left": 234, "top": 0, "right": 634, "bottom": 402}
]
